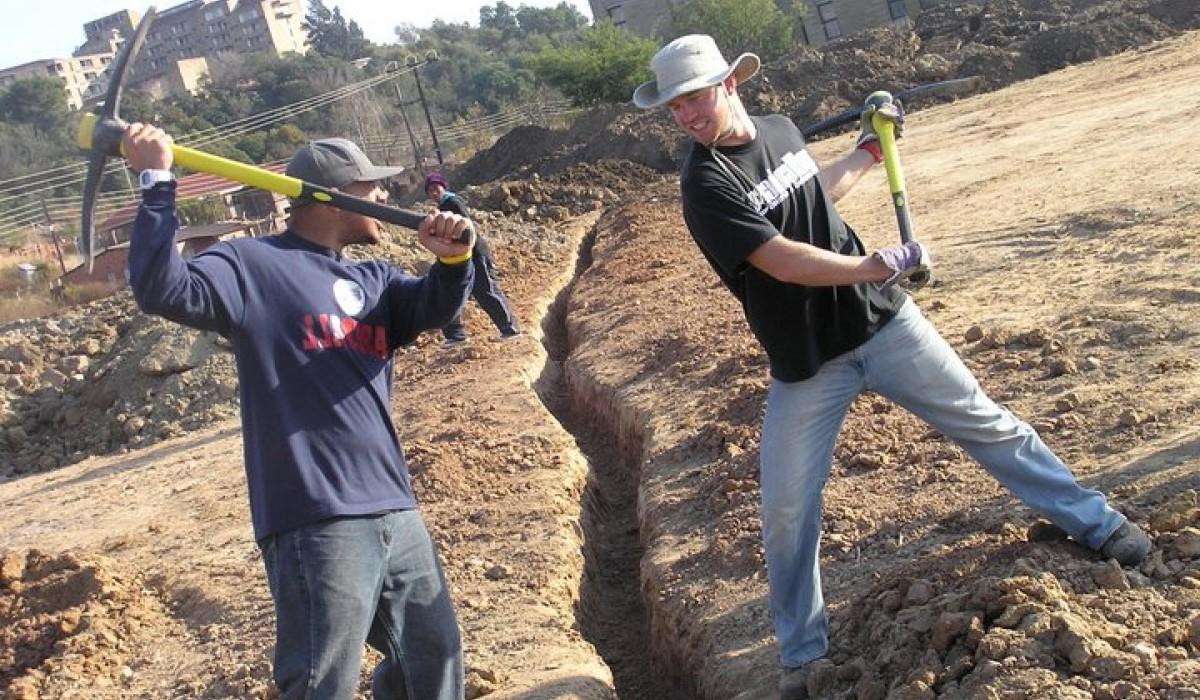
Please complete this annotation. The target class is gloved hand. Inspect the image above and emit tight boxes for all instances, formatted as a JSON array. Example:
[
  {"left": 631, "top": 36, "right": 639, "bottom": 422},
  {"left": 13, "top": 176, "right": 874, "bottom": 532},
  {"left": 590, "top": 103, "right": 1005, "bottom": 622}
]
[
  {"left": 872, "top": 240, "right": 931, "bottom": 290},
  {"left": 857, "top": 99, "right": 905, "bottom": 149}
]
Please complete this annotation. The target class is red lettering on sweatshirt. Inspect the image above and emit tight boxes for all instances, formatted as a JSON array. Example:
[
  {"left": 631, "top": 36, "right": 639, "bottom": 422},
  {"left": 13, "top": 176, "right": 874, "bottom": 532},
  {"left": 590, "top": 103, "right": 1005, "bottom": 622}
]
[{"left": 301, "top": 314, "right": 388, "bottom": 359}]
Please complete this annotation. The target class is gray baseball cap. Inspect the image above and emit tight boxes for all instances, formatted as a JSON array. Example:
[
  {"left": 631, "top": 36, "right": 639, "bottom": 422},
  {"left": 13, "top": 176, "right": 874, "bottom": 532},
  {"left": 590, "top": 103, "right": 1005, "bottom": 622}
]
[{"left": 286, "top": 138, "right": 404, "bottom": 190}]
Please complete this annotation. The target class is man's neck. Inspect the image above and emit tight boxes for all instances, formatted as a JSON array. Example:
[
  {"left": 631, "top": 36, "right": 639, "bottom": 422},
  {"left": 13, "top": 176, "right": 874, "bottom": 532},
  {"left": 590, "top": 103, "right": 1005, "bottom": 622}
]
[
  {"left": 290, "top": 218, "right": 344, "bottom": 254},
  {"left": 711, "top": 112, "right": 756, "bottom": 148}
]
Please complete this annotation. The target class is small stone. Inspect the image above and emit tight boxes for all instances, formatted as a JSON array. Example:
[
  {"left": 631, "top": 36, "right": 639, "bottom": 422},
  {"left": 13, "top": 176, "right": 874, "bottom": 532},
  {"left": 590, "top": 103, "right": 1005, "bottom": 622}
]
[
  {"left": 1082, "top": 356, "right": 1101, "bottom": 371},
  {"left": 1092, "top": 561, "right": 1130, "bottom": 590},
  {"left": 904, "top": 579, "right": 934, "bottom": 606},
  {"left": 1117, "top": 409, "right": 1141, "bottom": 427},
  {"left": 484, "top": 564, "right": 511, "bottom": 581},
  {"left": 964, "top": 325, "right": 984, "bottom": 342},
  {"left": 1129, "top": 641, "right": 1156, "bottom": 668},
  {"left": 1171, "top": 528, "right": 1200, "bottom": 559},
  {"left": 1055, "top": 393, "right": 1080, "bottom": 413}
]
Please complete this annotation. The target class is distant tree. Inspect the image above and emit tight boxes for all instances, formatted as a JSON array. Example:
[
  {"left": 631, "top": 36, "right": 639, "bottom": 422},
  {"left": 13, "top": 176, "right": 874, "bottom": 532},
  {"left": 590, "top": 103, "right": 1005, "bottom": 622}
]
[
  {"left": 671, "top": 0, "right": 796, "bottom": 60},
  {"left": 394, "top": 23, "right": 421, "bottom": 47},
  {"left": 515, "top": 2, "right": 589, "bottom": 36},
  {"left": 304, "top": 0, "right": 372, "bottom": 61},
  {"left": 529, "top": 21, "right": 657, "bottom": 104},
  {"left": 479, "top": 1, "right": 519, "bottom": 35},
  {"left": 0, "top": 76, "right": 70, "bottom": 132}
]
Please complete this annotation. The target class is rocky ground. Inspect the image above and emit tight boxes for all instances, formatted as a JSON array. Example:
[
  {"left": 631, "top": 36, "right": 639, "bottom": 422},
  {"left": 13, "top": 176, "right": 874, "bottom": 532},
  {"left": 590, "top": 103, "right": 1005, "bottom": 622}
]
[{"left": 2, "top": 7, "right": 1200, "bottom": 700}]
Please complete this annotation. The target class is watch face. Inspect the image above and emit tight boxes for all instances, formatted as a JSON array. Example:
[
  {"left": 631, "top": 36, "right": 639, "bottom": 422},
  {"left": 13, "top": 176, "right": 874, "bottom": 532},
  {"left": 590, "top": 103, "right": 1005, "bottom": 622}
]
[{"left": 140, "top": 170, "right": 170, "bottom": 189}]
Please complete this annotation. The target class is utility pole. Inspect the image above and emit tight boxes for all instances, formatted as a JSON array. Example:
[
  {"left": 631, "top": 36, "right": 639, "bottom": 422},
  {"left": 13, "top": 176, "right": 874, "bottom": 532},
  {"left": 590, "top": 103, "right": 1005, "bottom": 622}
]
[
  {"left": 386, "top": 60, "right": 426, "bottom": 171},
  {"left": 40, "top": 198, "right": 67, "bottom": 275},
  {"left": 410, "top": 52, "right": 444, "bottom": 167},
  {"left": 393, "top": 83, "right": 425, "bottom": 170}
]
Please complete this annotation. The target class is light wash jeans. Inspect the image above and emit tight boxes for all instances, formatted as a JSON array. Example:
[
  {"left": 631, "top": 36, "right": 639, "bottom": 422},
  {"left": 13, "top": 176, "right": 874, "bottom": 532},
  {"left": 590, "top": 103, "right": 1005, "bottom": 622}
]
[
  {"left": 259, "top": 510, "right": 464, "bottom": 700},
  {"left": 760, "top": 299, "right": 1124, "bottom": 668}
]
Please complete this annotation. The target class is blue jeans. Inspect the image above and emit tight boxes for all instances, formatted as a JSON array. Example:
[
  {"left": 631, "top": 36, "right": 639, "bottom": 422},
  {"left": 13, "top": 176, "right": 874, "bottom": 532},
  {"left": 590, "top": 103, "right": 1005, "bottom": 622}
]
[
  {"left": 759, "top": 299, "right": 1124, "bottom": 668},
  {"left": 259, "top": 510, "right": 464, "bottom": 699},
  {"left": 443, "top": 252, "right": 518, "bottom": 340}
]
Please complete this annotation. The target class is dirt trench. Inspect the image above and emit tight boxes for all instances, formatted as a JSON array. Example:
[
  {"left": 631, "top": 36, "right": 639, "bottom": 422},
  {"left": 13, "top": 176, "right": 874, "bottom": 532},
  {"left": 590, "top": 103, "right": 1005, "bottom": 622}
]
[{"left": 534, "top": 224, "right": 695, "bottom": 700}]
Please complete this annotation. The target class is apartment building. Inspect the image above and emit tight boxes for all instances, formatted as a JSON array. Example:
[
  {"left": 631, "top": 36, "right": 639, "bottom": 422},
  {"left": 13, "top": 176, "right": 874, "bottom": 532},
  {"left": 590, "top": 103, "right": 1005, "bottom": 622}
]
[
  {"left": 128, "top": 0, "right": 307, "bottom": 88},
  {"left": 114, "top": 0, "right": 308, "bottom": 100},
  {"left": 0, "top": 1, "right": 307, "bottom": 108},
  {"left": 0, "top": 53, "right": 117, "bottom": 109},
  {"left": 589, "top": 0, "right": 938, "bottom": 46}
]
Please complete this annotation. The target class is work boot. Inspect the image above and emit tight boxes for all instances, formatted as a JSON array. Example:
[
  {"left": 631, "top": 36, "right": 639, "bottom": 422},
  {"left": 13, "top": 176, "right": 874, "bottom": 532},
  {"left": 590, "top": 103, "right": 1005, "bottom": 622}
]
[
  {"left": 1100, "top": 520, "right": 1151, "bottom": 566},
  {"left": 779, "top": 664, "right": 812, "bottom": 700}
]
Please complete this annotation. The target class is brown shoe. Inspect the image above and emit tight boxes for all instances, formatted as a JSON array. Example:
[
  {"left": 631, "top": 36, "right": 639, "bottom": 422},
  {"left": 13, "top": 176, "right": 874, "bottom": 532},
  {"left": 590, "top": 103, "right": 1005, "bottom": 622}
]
[{"left": 779, "top": 664, "right": 811, "bottom": 700}]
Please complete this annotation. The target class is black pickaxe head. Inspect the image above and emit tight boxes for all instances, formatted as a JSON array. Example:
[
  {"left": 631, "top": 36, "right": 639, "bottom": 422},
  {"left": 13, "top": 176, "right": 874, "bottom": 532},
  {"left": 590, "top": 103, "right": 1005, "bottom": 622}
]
[{"left": 78, "top": 6, "right": 157, "bottom": 272}]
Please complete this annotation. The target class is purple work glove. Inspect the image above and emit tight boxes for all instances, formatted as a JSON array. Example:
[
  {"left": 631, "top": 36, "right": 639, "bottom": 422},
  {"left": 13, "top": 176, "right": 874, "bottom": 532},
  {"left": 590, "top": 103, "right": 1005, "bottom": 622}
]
[{"left": 872, "top": 240, "right": 931, "bottom": 290}]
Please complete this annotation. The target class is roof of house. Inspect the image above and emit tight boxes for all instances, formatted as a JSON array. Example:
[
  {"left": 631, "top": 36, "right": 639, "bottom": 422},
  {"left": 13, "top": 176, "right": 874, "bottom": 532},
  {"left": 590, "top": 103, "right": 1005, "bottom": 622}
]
[
  {"left": 66, "top": 220, "right": 253, "bottom": 275},
  {"left": 96, "top": 160, "right": 288, "bottom": 232}
]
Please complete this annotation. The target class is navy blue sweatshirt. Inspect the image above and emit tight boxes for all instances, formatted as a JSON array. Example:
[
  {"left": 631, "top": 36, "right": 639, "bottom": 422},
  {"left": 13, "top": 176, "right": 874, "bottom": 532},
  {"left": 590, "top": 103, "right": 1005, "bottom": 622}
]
[{"left": 129, "top": 183, "right": 473, "bottom": 540}]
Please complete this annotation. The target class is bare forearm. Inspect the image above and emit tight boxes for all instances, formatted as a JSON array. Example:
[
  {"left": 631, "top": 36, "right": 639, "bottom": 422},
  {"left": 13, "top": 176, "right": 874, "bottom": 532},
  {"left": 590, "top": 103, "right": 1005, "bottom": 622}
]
[
  {"left": 749, "top": 237, "right": 890, "bottom": 286},
  {"left": 819, "top": 149, "right": 876, "bottom": 202}
]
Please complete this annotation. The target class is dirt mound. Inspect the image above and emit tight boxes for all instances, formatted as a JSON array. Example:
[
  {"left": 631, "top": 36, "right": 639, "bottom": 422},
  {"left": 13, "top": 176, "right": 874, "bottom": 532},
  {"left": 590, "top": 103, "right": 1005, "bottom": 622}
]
[
  {"left": 0, "top": 296, "right": 239, "bottom": 477},
  {"left": 828, "top": 498, "right": 1200, "bottom": 699},
  {"left": 0, "top": 549, "right": 171, "bottom": 699},
  {"left": 451, "top": 0, "right": 1199, "bottom": 182},
  {"left": 455, "top": 106, "right": 683, "bottom": 186}
]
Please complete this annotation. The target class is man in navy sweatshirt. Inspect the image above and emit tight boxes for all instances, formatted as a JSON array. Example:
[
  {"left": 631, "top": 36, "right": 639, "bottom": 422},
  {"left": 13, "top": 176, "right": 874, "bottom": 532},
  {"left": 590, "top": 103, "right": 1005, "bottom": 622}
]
[{"left": 123, "top": 122, "right": 473, "bottom": 700}]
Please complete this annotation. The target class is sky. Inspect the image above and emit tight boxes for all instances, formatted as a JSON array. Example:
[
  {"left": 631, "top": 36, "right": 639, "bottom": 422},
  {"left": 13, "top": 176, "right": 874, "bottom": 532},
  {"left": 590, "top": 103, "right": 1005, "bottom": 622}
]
[{"left": 0, "top": 0, "right": 596, "bottom": 69}]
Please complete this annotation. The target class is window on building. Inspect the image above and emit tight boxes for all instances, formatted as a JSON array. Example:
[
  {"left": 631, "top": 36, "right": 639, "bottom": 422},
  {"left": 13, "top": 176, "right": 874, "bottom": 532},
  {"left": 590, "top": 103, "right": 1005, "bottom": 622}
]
[
  {"left": 887, "top": 0, "right": 908, "bottom": 19},
  {"left": 816, "top": 1, "right": 842, "bottom": 40},
  {"left": 606, "top": 4, "right": 625, "bottom": 26}
]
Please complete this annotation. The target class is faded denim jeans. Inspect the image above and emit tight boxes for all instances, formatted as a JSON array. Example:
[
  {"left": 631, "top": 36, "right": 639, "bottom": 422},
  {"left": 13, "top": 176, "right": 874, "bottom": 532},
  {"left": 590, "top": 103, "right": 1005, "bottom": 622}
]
[
  {"left": 259, "top": 510, "right": 463, "bottom": 699},
  {"left": 759, "top": 298, "right": 1124, "bottom": 668}
]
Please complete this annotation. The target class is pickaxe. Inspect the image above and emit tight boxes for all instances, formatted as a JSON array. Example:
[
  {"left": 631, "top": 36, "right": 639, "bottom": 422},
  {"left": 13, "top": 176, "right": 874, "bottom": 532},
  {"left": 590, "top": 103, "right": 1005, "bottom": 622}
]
[
  {"left": 77, "top": 6, "right": 450, "bottom": 272},
  {"left": 800, "top": 79, "right": 978, "bottom": 290}
]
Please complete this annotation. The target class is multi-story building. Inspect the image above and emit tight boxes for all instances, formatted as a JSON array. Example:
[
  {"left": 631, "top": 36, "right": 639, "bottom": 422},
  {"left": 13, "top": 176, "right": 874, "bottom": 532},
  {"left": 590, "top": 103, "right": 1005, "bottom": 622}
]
[
  {"left": 589, "top": 0, "right": 938, "bottom": 46},
  {"left": 0, "top": 53, "right": 117, "bottom": 109},
  {"left": 126, "top": 0, "right": 307, "bottom": 92},
  {"left": 0, "top": 0, "right": 308, "bottom": 109}
]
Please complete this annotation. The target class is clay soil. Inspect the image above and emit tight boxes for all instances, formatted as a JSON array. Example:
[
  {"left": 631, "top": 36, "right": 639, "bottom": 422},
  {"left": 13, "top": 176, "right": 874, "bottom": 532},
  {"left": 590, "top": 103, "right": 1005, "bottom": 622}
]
[{"left": 3, "top": 23, "right": 1200, "bottom": 700}]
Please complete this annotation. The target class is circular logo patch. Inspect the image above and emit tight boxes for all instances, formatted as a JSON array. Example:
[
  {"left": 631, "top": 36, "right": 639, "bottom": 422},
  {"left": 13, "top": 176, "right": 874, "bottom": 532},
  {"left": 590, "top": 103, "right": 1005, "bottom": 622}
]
[{"left": 332, "top": 278, "right": 366, "bottom": 317}]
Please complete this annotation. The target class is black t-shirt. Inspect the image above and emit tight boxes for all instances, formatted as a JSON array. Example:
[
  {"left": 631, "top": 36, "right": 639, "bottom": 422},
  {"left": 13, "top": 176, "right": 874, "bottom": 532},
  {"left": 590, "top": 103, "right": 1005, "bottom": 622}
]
[
  {"left": 437, "top": 193, "right": 492, "bottom": 259},
  {"left": 681, "top": 114, "right": 905, "bottom": 382}
]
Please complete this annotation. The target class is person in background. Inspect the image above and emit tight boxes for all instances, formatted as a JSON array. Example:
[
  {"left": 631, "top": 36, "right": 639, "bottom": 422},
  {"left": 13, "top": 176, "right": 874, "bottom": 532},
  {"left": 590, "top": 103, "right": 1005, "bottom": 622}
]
[{"left": 425, "top": 172, "right": 521, "bottom": 345}]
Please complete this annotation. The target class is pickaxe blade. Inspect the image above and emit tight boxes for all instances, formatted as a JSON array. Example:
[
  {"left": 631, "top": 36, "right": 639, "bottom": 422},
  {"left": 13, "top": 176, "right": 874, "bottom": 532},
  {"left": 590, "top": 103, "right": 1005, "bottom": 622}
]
[
  {"left": 78, "top": 6, "right": 158, "bottom": 273},
  {"left": 76, "top": 3, "right": 464, "bottom": 253}
]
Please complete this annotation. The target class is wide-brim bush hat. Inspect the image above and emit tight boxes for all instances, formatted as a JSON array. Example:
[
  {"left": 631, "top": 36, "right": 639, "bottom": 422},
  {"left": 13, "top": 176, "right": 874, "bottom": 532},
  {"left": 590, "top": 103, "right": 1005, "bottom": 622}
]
[{"left": 633, "top": 34, "right": 760, "bottom": 109}]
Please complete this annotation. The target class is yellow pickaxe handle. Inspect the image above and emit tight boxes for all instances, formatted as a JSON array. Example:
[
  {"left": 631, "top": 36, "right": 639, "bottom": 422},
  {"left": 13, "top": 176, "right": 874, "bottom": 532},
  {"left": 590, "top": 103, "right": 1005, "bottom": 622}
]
[
  {"left": 870, "top": 97, "right": 930, "bottom": 289},
  {"left": 78, "top": 113, "right": 433, "bottom": 233}
]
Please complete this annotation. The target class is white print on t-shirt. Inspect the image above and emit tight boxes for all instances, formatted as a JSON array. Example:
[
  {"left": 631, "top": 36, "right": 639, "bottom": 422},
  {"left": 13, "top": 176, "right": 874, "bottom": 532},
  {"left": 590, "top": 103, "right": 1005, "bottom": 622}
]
[
  {"left": 745, "top": 149, "right": 818, "bottom": 216},
  {"left": 332, "top": 278, "right": 366, "bottom": 317}
]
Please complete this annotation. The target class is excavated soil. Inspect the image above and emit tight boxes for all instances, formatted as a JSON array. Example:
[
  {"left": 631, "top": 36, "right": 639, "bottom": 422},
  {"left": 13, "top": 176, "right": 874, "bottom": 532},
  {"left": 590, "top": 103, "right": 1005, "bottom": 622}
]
[{"left": 3, "top": 18, "right": 1200, "bottom": 700}]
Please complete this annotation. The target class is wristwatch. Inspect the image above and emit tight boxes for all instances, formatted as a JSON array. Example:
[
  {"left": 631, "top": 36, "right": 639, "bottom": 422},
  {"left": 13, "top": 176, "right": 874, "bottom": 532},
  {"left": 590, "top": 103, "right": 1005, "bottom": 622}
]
[{"left": 138, "top": 168, "right": 175, "bottom": 190}]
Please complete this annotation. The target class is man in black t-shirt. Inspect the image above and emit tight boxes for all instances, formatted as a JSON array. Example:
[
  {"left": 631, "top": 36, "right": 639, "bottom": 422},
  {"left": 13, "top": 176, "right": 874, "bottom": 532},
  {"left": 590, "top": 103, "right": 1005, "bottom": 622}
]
[
  {"left": 635, "top": 34, "right": 1151, "bottom": 699},
  {"left": 425, "top": 172, "right": 521, "bottom": 344}
]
